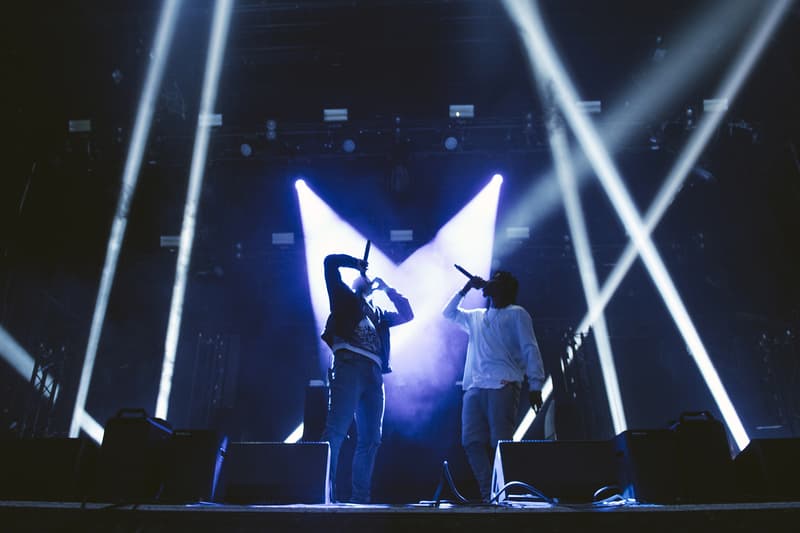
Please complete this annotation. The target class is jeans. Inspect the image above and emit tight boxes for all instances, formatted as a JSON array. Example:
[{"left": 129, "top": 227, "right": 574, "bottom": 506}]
[
  {"left": 322, "top": 350, "right": 385, "bottom": 503},
  {"left": 461, "top": 383, "right": 521, "bottom": 501}
]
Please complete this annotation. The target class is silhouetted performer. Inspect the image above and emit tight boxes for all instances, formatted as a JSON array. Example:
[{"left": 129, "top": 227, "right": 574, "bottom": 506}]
[
  {"left": 443, "top": 271, "right": 544, "bottom": 502},
  {"left": 321, "top": 253, "right": 413, "bottom": 503}
]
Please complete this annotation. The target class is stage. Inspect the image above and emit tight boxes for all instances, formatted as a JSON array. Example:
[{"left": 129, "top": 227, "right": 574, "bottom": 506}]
[
  {"left": 3, "top": 4, "right": 800, "bottom": 533},
  {"left": 2, "top": 500, "right": 800, "bottom": 532}
]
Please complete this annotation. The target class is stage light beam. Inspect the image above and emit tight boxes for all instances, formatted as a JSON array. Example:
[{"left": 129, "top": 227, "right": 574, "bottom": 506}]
[
  {"left": 156, "top": 0, "right": 234, "bottom": 420},
  {"left": 545, "top": 113, "right": 627, "bottom": 435},
  {"left": 577, "top": 0, "right": 793, "bottom": 340},
  {"left": 0, "top": 326, "right": 54, "bottom": 397},
  {"left": 69, "top": 0, "right": 182, "bottom": 438},
  {"left": 291, "top": 175, "right": 502, "bottom": 437},
  {"left": 495, "top": 0, "right": 763, "bottom": 262},
  {"left": 503, "top": 0, "right": 767, "bottom": 450}
]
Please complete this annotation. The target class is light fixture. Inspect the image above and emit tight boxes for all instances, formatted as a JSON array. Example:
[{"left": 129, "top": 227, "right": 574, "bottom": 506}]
[
  {"left": 703, "top": 98, "right": 729, "bottom": 112},
  {"left": 199, "top": 112, "right": 223, "bottom": 127},
  {"left": 68, "top": 120, "right": 92, "bottom": 133},
  {"left": 444, "top": 136, "right": 458, "bottom": 151},
  {"left": 505, "top": 226, "right": 530, "bottom": 240},
  {"left": 449, "top": 104, "right": 474, "bottom": 119},
  {"left": 323, "top": 108, "right": 348, "bottom": 122},
  {"left": 266, "top": 119, "right": 277, "bottom": 141},
  {"left": 342, "top": 138, "right": 356, "bottom": 153},
  {"left": 575, "top": 100, "right": 602, "bottom": 114},
  {"left": 160, "top": 235, "right": 180, "bottom": 248},
  {"left": 389, "top": 229, "right": 413, "bottom": 242},
  {"left": 272, "top": 232, "right": 295, "bottom": 246}
]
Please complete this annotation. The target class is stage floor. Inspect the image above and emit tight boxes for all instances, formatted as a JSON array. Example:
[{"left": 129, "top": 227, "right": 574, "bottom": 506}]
[{"left": 3, "top": 500, "right": 800, "bottom": 532}]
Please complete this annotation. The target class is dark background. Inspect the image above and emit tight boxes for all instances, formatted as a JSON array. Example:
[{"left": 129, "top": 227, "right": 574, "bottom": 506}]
[{"left": 1, "top": 0, "right": 799, "bottom": 502}]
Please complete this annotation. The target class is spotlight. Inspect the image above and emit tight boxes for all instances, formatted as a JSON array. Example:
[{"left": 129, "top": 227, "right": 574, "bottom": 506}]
[
  {"left": 266, "top": 119, "right": 277, "bottom": 141},
  {"left": 443, "top": 136, "right": 458, "bottom": 151},
  {"left": 240, "top": 143, "right": 252, "bottom": 157},
  {"left": 342, "top": 138, "right": 356, "bottom": 153},
  {"left": 295, "top": 178, "right": 306, "bottom": 190},
  {"left": 492, "top": 173, "right": 504, "bottom": 184}
]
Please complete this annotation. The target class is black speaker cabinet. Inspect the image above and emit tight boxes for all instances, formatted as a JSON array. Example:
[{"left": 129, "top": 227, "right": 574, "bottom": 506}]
[
  {"left": 492, "top": 440, "right": 616, "bottom": 503},
  {"left": 614, "top": 429, "right": 680, "bottom": 503},
  {"left": 734, "top": 438, "right": 800, "bottom": 501},
  {"left": 221, "top": 442, "right": 330, "bottom": 504},
  {"left": 0, "top": 438, "right": 98, "bottom": 501},
  {"left": 95, "top": 408, "right": 173, "bottom": 502},
  {"left": 615, "top": 415, "right": 734, "bottom": 504},
  {"left": 301, "top": 380, "right": 328, "bottom": 442},
  {"left": 161, "top": 430, "right": 228, "bottom": 503},
  {"left": 670, "top": 412, "right": 734, "bottom": 503}
]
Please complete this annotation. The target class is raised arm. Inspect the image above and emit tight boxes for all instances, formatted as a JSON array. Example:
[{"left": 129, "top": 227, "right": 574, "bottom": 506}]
[
  {"left": 443, "top": 276, "right": 485, "bottom": 327},
  {"left": 381, "top": 286, "right": 414, "bottom": 327},
  {"left": 324, "top": 254, "right": 364, "bottom": 309}
]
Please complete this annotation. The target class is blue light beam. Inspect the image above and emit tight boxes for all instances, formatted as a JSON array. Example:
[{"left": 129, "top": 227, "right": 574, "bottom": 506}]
[
  {"left": 577, "top": 0, "right": 793, "bottom": 339},
  {"left": 156, "top": 0, "right": 234, "bottom": 420},
  {"left": 496, "top": 0, "right": 760, "bottom": 262},
  {"left": 291, "top": 175, "right": 502, "bottom": 439},
  {"left": 504, "top": 0, "right": 755, "bottom": 450},
  {"left": 69, "top": 0, "right": 182, "bottom": 438},
  {"left": 546, "top": 113, "right": 627, "bottom": 435}
]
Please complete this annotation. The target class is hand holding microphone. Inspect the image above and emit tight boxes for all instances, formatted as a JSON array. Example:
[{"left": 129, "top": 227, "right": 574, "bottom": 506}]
[
  {"left": 357, "top": 240, "right": 371, "bottom": 274},
  {"left": 454, "top": 264, "right": 486, "bottom": 294}
]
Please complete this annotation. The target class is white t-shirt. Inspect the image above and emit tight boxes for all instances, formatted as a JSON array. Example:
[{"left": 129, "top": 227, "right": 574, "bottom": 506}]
[{"left": 443, "top": 291, "right": 545, "bottom": 391}]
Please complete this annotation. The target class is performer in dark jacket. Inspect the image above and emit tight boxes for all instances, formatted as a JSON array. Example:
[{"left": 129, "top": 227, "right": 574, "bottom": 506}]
[{"left": 320, "top": 253, "right": 413, "bottom": 503}]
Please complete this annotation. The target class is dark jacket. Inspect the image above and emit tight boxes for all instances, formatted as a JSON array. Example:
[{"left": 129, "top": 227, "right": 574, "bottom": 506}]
[{"left": 320, "top": 254, "right": 413, "bottom": 373}]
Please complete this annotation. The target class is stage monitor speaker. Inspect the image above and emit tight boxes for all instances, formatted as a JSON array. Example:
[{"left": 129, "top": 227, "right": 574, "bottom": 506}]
[
  {"left": 669, "top": 411, "right": 734, "bottom": 503},
  {"left": 492, "top": 440, "right": 616, "bottom": 503},
  {"left": 734, "top": 438, "right": 800, "bottom": 501},
  {"left": 615, "top": 413, "right": 734, "bottom": 504},
  {"left": 221, "top": 442, "right": 330, "bottom": 504},
  {"left": 302, "top": 380, "right": 328, "bottom": 441},
  {"left": 161, "top": 430, "right": 228, "bottom": 503},
  {"left": 94, "top": 408, "right": 173, "bottom": 502},
  {"left": 0, "top": 438, "right": 97, "bottom": 501},
  {"left": 614, "top": 429, "right": 680, "bottom": 503}
]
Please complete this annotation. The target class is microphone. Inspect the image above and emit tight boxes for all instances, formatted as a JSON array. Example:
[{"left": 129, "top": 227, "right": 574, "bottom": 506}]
[
  {"left": 361, "top": 240, "right": 371, "bottom": 273},
  {"left": 454, "top": 264, "right": 473, "bottom": 279},
  {"left": 454, "top": 264, "right": 486, "bottom": 288}
]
